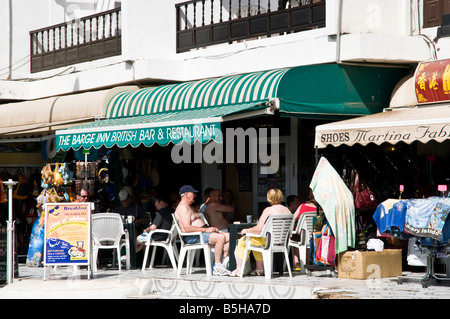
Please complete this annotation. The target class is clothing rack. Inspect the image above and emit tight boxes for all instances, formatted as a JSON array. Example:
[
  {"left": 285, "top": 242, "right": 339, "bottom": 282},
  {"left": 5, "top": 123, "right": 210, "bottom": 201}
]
[
  {"left": 375, "top": 197, "right": 450, "bottom": 288},
  {"left": 398, "top": 240, "right": 450, "bottom": 288}
]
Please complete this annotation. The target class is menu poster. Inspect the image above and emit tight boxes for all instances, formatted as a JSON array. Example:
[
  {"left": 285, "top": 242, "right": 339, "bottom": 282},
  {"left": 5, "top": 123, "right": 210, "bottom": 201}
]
[
  {"left": 44, "top": 203, "right": 91, "bottom": 265},
  {"left": 0, "top": 227, "right": 19, "bottom": 283},
  {"left": 0, "top": 227, "right": 6, "bottom": 282}
]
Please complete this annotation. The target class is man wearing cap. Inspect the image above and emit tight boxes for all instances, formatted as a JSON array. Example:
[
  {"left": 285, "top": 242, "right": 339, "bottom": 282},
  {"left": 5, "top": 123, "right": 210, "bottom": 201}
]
[
  {"left": 114, "top": 188, "right": 149, "bottom": 234},
  {"left": 175, "top": 185, "right": 231, "bottom": 276}
]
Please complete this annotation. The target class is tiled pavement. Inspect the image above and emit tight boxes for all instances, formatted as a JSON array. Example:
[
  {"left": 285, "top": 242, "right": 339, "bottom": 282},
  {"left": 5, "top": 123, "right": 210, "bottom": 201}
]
[{"left": 1, "top": 263, "right": 450, "bottom": 299}]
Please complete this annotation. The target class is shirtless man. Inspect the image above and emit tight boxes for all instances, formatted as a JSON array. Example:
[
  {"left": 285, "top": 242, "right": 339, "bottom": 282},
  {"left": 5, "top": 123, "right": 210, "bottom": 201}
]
[
  {"left": 205, "top": 189, "right": 234, "bottom": 232},
  {"left": 174, "top": 185, "right": 231, "bottom": 276}
]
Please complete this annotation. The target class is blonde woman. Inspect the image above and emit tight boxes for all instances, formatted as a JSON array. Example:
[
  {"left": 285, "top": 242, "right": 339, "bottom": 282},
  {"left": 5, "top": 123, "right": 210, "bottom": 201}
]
[{"left": 229, "top": 188, "right": 292, "bottom": 276}]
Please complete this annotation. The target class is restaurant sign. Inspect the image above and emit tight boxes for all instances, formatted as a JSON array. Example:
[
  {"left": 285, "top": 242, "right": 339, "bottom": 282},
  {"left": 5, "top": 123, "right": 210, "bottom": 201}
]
[
  {"left": 56, "top": 121, "right": 222, "bottom": 151},
  {"left": 415, "top": 58, "right": 450, "bottom": 104},
  {"left": 44, "top": 203, "right": 91, "bottom": 266}
]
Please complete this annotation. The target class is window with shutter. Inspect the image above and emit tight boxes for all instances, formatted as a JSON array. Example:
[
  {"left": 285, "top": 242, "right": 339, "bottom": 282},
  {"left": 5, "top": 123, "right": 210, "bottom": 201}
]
[{"left": 423, "top": 0, "right": 450, "bottom": 28}]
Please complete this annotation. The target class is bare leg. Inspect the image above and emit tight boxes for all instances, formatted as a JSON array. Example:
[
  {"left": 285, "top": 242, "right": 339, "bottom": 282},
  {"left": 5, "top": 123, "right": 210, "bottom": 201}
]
[
  {"left": 293, "top": 247, "right": 300, "bottom": 269},
  {"left": 209, "top": 233, "right": 225, "bottom": 263},
  {"left": 255, "top": 259, "right": 264, "bottom": 271},
  {"left": 136, "top": 241, "right": 144, "bottom": 253},
  {"left": 222, "top": 232, "right": 230, "bottom": 258}
]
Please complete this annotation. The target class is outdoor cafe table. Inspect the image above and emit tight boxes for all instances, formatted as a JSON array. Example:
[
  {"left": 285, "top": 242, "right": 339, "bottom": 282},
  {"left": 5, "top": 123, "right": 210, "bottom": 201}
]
[
  {"left": 227, "top": 222, "right": 285, "bottom": 274},
  {"left": 228, "top": 222, "right": 255, "bottom": 271},
  {"left": 123, "top": 223, "right": 137, "bottom": 269}
]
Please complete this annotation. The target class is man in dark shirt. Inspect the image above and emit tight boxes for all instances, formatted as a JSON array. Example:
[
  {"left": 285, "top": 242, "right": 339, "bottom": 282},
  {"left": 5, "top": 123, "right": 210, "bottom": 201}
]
[
  {"left": 136, "top": 195, "right": 174, "bottom": 253},
  {"left": 114, "top": 189, "right": 149, "bottom": 234}
]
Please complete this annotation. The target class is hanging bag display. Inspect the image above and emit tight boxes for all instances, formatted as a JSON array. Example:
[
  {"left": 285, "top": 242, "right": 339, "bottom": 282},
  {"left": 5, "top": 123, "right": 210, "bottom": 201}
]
[
  {"left": 0, "top": 180, "right": 7, "bottom": 203},
  {"left": 355, "top": 215, "right": 368, "bottom": 250},
  {"left": 13, "top": 173, "right": 29, "bottom": 200},
  {"left": 352, "top": 171, "right": 377, "bottom": 210},
  {"left": 313, "top": 214, "right": 325, "bottom": 265},
  {"left": 313, "top": 229, "right": 324, "bottom": 265},
  {"left": 318, "top": 222, "right": 336, "bottom": 266}
]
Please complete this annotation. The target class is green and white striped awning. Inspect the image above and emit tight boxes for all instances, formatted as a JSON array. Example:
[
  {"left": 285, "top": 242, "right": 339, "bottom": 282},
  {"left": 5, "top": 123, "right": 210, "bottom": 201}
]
[
  {"left": 56, "top": 64, "right": 409, "bottom": 151},
  {"left": 105, "top": 68, "right": 287, "bottom": 118}
]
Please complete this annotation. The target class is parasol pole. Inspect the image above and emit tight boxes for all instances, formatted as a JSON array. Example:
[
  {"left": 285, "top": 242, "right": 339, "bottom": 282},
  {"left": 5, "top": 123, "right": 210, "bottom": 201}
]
[{"left": 4, "top": 179, "right": 17, "bottom": 285}]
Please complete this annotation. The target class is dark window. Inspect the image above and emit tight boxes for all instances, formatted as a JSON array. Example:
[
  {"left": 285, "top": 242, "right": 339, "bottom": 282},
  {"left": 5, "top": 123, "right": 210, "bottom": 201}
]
[{"left": 423, "top": 0, "right": 450, "bottom": 28}]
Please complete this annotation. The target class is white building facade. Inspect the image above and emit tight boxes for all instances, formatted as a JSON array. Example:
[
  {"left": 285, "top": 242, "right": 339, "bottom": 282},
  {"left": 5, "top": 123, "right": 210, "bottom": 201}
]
[{"left": 0, "top": 0, "right": 448, "bottom": 216}]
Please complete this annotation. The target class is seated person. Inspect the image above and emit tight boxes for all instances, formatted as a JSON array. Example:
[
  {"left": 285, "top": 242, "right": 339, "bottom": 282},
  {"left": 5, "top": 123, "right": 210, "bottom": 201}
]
[
  {"left": 293, "top": 193, "right": 318, "bottom": 220},
  {"left": 291, "top": 191, "right": 320, "bottom": 271},
  {"left": 74, "top": 187, "right": 100, "bottom": 213},
  {"left": 175, "top": 185, "right": 231, "bottom": 276},
  {"left": 204, "top": 189, "right": 234, "bottom": 232},
  {"left": 136, "top": 194, "right": 174, "bottom": 253},
  {"left": 113, "top": 189, "right": 149, "bottom": 234},
  {"left": 229, "top": 188, "right": 291, "bottom": 277},
  {"left": 197, "top": 187, "right": 213, "bottom": 214},
  {"left": 286, "top": 195, "right": 300, "bottom": 214},
  {"left": 223, "top": 189, "right": 240, "bottom": 222}
]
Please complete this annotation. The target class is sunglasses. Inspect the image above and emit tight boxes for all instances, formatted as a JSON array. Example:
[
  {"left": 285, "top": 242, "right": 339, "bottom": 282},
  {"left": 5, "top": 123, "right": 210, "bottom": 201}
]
[{"left": 80, "top": 195, "right": 88, "bottom": 198}]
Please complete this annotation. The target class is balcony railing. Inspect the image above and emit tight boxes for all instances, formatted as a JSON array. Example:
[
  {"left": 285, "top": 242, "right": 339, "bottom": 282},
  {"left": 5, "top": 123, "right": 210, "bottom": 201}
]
[
  {"left": 30, "top": 7, "right": 121, "bottom": 73},
  {"left": 176, "top": 0, "right": 325, "bottom": 53}
]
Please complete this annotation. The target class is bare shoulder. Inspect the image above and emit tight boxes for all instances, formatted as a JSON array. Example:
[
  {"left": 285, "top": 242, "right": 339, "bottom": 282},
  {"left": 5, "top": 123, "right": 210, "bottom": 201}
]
[
  {"left": 207, "top": 201, "right": 234, "bottom": 213},
  {"left": 175, "top": 202, "right": 187, "bottom": 214}
]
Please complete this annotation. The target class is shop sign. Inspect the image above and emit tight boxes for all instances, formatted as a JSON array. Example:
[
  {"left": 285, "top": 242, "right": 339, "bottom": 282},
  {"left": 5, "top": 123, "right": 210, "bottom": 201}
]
[
  {"left": 415, "top": 58, "right": 450, "bottom": 104},
  {"left": 57, "top": 122, "right": 222, "bottom": 151},
  {"left": 316, "top": 123, "right": 450, "bottom": 148},
  {"left": 44, "top": 203, "right": 91, "bottom": 265}
]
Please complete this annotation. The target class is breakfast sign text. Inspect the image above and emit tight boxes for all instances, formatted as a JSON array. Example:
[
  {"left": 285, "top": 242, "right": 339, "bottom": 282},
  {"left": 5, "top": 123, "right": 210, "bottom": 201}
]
[{"left": 44, "top": 203, "right": 91, "bottom": 266}]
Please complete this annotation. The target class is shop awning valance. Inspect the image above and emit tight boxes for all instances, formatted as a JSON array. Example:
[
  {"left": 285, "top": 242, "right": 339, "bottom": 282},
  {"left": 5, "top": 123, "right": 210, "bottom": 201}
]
[
  {"left": 314, "top": 104, "right": 450, "bottom": 148},
  {"left": 0, "top": 86, "right": 138, "bottom": 139},
  {"left": 56, "top": 63, "right": 408, "bottom": 151},
  {"left": 56, "top": 102, "right": 268, "bottom": 151}
]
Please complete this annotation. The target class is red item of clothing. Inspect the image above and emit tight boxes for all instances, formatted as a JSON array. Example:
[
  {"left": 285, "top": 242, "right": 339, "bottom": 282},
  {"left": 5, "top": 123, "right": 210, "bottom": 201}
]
[{"left": 294, "top": 203, "right": 317, "bottom": 219}]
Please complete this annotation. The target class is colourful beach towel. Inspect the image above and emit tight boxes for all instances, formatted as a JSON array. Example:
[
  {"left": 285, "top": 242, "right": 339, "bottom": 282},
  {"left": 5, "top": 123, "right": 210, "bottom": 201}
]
[{"left": 310, "top": 157, "right": 355, "bottom": 254}]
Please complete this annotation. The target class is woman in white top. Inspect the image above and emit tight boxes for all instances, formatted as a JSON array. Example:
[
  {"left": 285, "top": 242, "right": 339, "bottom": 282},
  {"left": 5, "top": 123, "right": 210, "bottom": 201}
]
[{"left": 230, "top": 188, "right": 292, "bottom": 276}]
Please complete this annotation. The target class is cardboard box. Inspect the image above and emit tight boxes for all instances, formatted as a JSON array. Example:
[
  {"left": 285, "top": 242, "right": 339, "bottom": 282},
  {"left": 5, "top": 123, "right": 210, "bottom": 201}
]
[{"left": 337, "top": 249, "right": 402, "bottom": 279}]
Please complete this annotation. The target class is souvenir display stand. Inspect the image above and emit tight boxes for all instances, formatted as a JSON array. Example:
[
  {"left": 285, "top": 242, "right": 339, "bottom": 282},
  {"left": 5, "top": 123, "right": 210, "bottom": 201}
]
[
  {"left": 372, "top": 191, "right": 450, "bottom": 288},
  {"left": 27, "top": 157, "right": 99, "bottom": 267}
]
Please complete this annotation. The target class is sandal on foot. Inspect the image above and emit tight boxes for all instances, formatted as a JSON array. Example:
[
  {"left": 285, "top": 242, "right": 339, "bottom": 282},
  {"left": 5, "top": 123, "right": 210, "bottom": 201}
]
[
  {"left": 249, "top": 269, "right": 265, "bottom": 276},
  {"left": 229, "top": 269, "right": 241, "bottom": 277}
]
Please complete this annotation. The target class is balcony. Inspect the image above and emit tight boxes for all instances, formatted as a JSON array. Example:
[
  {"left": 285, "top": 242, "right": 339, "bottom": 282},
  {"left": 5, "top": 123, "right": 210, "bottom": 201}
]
[
  {"left": 30, "top": 7, "right": 121, "bottom": 73},
  {"left": 176, "top": 0, "right": 326, "bottom": 53}
]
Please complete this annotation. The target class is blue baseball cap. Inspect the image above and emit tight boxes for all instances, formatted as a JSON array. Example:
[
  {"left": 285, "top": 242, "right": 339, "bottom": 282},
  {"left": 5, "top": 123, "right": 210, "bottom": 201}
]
[{"left": 179, "top": 185, "right": 199, "bottom": 194}]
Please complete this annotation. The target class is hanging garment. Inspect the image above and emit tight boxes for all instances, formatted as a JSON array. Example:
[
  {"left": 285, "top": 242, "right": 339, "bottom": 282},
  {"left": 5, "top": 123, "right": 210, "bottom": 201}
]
[
  {"left": 404, "top": 197, "right": 450, "bottom": 241},
  {"left": 372, "top": 199, "right": 404, "bottom": 235},
  {"left": 310, "top": 157, "right": 355, "bottom": 254}
]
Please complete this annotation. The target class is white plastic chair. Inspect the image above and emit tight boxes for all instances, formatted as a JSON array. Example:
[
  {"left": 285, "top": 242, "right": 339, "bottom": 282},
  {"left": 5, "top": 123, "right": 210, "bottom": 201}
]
[
  {"left": 92, "top": 213, "right": 129, "bottom": 272},
  {"left": 194, "top": 212, "right": 214, "bottom": 266},
  {"left": 141, "top": 221, "right": 179, "bottom": 271},
  {"left": 288, "top": 211, "right": 317, "bottom": 273},
  {"left": 240, "top": 214, "right": 294, "bottom": 280},
  {"left": 172, "top": 214, "right": 212, "bottom": 276}
]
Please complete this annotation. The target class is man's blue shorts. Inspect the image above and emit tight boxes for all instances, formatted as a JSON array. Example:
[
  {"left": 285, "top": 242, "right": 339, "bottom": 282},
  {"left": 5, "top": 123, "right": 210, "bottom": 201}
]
[{"left": 182, "top": 232, "right": 211, "bottom": 244}]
